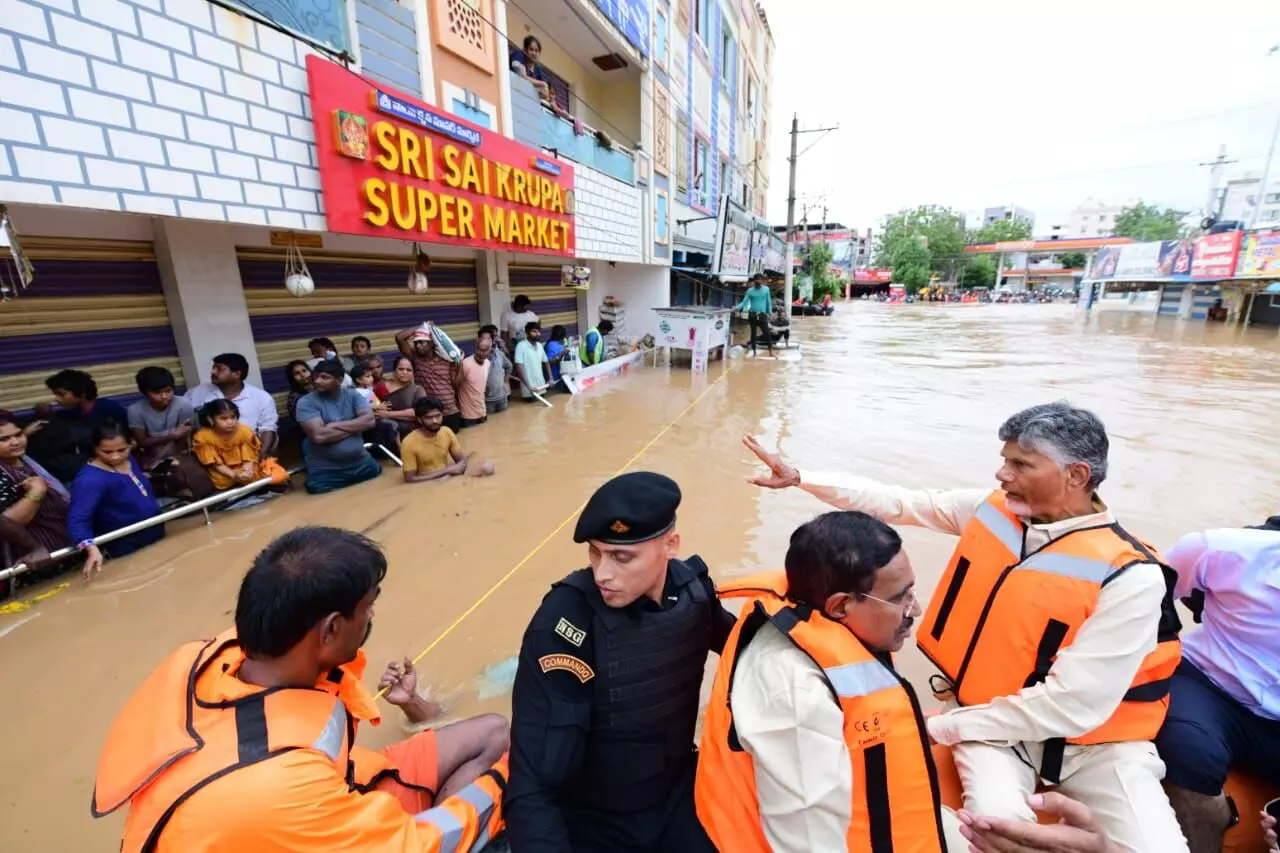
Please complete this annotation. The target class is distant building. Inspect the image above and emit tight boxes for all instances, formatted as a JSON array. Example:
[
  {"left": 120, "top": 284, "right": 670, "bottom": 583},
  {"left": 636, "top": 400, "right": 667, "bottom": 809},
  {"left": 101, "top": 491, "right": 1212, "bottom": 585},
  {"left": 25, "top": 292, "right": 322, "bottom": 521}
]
[
  {"left": 773, "top": 223, "right": 873, "bottom": 270},
  {"left": 1219, "top": 175, "right": 1280, "bottom": 226},
  {"left": 984, "top": 205, "right": 1036, "bottom": 229},
  {"left": 1066, "top": 199, "right": 1126, "bottom": 238}
]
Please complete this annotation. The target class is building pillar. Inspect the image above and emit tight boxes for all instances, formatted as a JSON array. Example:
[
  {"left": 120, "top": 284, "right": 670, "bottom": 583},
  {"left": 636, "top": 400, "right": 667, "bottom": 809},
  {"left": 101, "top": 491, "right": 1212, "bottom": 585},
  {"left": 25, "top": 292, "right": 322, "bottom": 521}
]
[
  {"left": 476, "top": 250, "right": 506, "bottom": 328},
  {"left": 1177, "top": 283, "right": 1195, "bottom": 319},
  {"left": 152, "top": 219, "right": 262, "bottom": 388},
  {"left": 410, "top": 0, "right": 437, "bottom": 105}
]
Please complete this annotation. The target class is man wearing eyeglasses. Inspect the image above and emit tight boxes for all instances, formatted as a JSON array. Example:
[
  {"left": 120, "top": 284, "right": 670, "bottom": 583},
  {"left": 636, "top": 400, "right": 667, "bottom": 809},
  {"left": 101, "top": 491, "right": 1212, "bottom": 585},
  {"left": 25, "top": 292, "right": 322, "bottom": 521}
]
[
  {"left": 697, "top": 510, "right": 968, "bottom": 852},
  {"left": 740, "top": 401, "right": 1188, "bottom": 853}
]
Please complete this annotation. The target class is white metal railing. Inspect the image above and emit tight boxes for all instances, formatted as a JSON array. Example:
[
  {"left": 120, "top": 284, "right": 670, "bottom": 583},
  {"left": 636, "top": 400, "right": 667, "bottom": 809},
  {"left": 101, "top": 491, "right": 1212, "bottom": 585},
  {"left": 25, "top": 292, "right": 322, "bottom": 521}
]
[{"left": 0, "top": 443, "right": 402, "bottom": 585}]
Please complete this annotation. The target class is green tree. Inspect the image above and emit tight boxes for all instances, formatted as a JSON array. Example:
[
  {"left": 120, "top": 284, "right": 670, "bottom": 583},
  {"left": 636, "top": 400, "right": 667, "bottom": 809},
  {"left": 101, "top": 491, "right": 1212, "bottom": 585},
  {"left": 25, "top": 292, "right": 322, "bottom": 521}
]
[
  {"left": 958, "top": 256, "right": 996, "bottom": 288},
  {"left": 970, "top": 219, "right": 1033, "bottom": 244},
  {"left": 804, "top": 240, "right": 840, "bottom": 300},
  {"left": 1058, "top": 251, "right": 1087, "bottom": 269},
  {"left": 1111, "top": 203, "right": 1188, "bottom": 241},
  {"left": 874, "top": 205, "right": 967, "bottom": 279}
]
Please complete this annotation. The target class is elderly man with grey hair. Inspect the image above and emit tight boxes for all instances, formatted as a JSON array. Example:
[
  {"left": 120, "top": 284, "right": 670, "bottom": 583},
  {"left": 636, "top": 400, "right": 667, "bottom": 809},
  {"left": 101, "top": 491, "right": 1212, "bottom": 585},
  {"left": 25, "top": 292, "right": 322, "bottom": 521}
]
[{"left": 744, "top": 401, "right": 1188, "bottom": 853}]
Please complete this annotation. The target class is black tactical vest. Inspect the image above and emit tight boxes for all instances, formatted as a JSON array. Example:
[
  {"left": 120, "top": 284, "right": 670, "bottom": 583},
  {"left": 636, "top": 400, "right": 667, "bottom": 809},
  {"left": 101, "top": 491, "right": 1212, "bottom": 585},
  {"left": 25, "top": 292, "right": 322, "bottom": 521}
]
[{"left": 555, "top": 556, "right": 714, "bottom": 812}]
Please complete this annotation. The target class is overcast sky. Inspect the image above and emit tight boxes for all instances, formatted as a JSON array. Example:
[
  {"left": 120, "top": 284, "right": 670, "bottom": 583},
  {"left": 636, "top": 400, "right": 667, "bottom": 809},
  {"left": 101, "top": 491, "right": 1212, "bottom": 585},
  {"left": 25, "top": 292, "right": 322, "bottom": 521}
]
[{"left": 762, "top": 0, "right": 1280, "bottom": 232}]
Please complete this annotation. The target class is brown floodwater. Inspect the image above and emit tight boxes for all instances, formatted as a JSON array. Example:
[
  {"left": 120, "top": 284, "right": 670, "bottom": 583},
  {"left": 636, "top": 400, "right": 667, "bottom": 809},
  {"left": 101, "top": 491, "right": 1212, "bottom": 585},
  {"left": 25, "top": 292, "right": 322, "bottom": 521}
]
[{"left": 3, "top": 303, "right": 1279, "bottom": 850}]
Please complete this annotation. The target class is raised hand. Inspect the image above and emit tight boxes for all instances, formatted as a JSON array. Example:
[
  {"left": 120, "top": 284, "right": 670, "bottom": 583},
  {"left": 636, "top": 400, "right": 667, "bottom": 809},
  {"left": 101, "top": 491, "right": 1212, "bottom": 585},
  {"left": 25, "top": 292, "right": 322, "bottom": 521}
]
[{"left": 742, "top": 434, "right": 800, "bottom": 490}]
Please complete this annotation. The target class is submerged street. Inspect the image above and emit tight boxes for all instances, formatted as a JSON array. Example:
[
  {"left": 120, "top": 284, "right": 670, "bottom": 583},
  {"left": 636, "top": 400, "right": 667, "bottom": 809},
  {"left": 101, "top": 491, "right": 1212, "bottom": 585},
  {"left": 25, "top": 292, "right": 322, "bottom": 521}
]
[{"left": 3, "top": 303, "right": 1279, "bottom": 851}]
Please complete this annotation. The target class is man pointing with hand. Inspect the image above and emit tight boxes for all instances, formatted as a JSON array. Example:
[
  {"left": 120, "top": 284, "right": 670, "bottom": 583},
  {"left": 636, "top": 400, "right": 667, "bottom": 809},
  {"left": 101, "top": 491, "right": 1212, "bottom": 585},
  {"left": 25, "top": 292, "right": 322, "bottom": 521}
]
[{"left": 743, "top": 400, "right": 1188, "bottom": 853}]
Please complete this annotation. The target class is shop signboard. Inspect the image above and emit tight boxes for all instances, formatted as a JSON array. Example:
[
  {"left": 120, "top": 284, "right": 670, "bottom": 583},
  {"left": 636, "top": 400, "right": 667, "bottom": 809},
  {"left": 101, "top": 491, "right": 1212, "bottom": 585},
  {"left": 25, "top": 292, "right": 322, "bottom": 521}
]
[
  {"left": 714, "top": 195, "right": 752, "bottom": 280},
  {"left": 1190, "top": 232, "right": 1242, "bottom": 280},
  {"left": 1091, "top": 241, "right": 1162, "bottom": 280},
  {"left": 748, "top": 219, "right": 770, "bottom": 276},
  {"left": 765, "top": 233, "right": 785, "bottom": 272},
  {"left": 853, "top": 268, "right": 893, "bottom": 283},
  {"left": 306, "top": 56, "right": 575, "bottom": 257},
  {"left": 1238, "top": 231, "right": 1280, "bottom": 278},
  {"left": 791, "top": 229, "right": 854, "bottom": 244},
  {"left": 591, "top": 0, "right": 649, "bottom": 57}
]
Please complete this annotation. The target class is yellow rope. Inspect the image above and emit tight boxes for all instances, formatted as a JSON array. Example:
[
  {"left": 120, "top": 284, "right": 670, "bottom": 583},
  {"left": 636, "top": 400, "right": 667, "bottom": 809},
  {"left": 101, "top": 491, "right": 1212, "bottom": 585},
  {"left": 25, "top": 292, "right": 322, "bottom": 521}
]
[{"left": 376, "top": 365, "right": 736, "bottom": 699}]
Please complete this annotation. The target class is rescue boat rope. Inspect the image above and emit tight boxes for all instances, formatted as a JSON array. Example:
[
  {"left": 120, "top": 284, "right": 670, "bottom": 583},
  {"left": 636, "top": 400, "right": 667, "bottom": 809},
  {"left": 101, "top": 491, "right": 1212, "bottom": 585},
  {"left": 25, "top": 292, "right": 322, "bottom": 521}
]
[{"left": 377, "top": 363, "right": 738, "bottom": 700}]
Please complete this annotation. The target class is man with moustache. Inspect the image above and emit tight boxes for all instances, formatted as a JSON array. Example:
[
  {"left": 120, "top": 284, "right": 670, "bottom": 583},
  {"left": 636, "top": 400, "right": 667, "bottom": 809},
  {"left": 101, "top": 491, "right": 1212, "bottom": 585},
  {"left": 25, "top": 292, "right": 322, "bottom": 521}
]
[
  {"left": 505, "top": 472, "right": 736, "bottom": 853},
  {"left": 92, "top": 527, "right": 509, "bottom": 852},
  {"left": 744, "top": 401, "right": 1188, "bottom": 853},
  {"left": 697, "top": 510, "right": 967, "bottom": 851}
]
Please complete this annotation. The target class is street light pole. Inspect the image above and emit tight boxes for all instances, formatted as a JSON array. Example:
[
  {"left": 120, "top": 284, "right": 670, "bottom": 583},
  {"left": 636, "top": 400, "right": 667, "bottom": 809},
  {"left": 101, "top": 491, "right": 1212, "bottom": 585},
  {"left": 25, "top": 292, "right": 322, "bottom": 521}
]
[
  {"left": 783, "top": 114, "right": 838, "bottom": 310},
  {"left": 1250, "top": 45, "right": 1280, "bottom": 230}
]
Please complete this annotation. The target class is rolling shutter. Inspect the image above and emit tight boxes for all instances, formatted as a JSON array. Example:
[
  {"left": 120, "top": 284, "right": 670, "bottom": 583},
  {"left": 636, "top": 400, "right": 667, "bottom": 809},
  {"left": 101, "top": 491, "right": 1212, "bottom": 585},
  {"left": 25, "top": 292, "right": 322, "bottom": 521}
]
[
  {"left": 507, "top": 263, "right": 580, "bottom": 338},
  {"left": 238, "top": 248, "right": 480, "bottom": 413},
  {"left": 0, "top": 237, "right": 184, "bottom": 412}
]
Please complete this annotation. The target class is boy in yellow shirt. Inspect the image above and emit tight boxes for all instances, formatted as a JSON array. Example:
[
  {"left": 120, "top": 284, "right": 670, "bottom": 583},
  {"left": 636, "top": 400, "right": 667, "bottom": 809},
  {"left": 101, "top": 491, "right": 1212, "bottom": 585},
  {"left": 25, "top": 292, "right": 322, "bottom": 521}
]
[{"left": 401, "top": 397, "right": 496, "bottom": 483}]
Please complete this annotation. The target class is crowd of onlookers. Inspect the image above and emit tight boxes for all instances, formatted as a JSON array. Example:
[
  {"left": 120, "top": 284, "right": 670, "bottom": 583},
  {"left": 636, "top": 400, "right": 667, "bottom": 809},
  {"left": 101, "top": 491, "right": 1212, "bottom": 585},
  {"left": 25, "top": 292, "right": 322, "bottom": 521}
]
[{"left": 0, "top": 296, "right": 602, "bottom": 594}]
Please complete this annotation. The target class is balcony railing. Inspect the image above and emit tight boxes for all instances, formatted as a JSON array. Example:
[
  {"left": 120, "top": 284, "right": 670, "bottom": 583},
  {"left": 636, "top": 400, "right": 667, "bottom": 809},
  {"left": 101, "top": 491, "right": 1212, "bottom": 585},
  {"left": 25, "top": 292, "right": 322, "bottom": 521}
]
[{"left": 509, "top": 74, "right": 636, "bottom": 186}]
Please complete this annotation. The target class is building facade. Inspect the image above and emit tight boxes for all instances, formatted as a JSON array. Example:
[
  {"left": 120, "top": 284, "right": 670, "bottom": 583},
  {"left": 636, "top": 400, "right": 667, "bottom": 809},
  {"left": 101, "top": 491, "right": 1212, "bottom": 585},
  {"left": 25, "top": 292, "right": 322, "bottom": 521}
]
[
  {"left": 1066, "top": 198, "right": 1125, "bottom": 238},
  {"left": 1219, "top": 175, "right": 1280, "bottom": 227},
  {"left": 664, "top": 0, "right": 776, "bottom": 286},
  {"left": 0, "top": 0, "right": 683, "bottom": 411}
]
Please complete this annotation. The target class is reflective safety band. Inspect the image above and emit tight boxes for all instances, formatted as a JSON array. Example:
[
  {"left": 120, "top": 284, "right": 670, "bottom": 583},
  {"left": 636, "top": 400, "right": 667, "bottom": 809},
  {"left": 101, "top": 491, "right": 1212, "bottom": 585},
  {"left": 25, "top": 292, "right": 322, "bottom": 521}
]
[
  {"left": 1018, "top": 551, "right": 1114, "bottom": 585},
  {"left": 311, "top": 700, "right": 347, "bottom": 762},
  {"left": 1124, "top": 678, "right": 1171, "bottom": 702},
  {"left": 824, "top": 659, "right": 900, "bottom": 699},
  {"left": 975, "top": 500, "right": 1023, "bottom": 555},
  {"left": 414, "top": 775, "right": 499, "bottom": 853}
]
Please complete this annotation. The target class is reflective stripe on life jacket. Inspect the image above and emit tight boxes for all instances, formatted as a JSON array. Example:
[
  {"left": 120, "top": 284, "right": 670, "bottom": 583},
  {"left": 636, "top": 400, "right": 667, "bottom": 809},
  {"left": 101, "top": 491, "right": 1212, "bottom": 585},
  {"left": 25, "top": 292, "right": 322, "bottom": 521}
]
[
  {"left": 696, "top": 573, "right": 946, "bottom": 853},
  {"left": 92, "top": 630, "right": 504, "bottom": 853},
  {"left": 916, "top": 491, "right": 1182, "bottom": 781}
]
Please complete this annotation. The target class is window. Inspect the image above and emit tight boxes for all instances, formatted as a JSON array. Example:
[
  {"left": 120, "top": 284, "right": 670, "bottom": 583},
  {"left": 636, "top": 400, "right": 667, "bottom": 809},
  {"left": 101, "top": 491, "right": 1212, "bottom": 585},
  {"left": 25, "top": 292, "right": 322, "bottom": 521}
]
[
  {"left": 654, "top": 8, "right": 668, "bottom": 69},
  {"left": 694, "top": 0, "right": 709, "bottom": 43},
  {"left": 676, "top": 115, "right": 690, "bottom": 196},
  {"left": 1264, "top": 209, "right": 1280, "bottom": 222},
  {"left": 720, "top": 158, "right": 732, "bottom": 203},
  {"left": 694, "top": 136, "right": 710, "bottom": 209},
  {"left": 655, "top": 189, "right": 670, "bottom": 244},
  {"left": 223, "top": 0, "right": 350, "bottom": 51},
  {"left": 653, "top": 85, "right": 670, "bottom": 176},
  {"left": 720, "top": 32, "right": 736, "bottom": 95},
  {"left": 746, "top": 76, "right": 759, "bottom": 130},
  {"left": 451, "top": 98, "right": 491, "bottom": 128}
]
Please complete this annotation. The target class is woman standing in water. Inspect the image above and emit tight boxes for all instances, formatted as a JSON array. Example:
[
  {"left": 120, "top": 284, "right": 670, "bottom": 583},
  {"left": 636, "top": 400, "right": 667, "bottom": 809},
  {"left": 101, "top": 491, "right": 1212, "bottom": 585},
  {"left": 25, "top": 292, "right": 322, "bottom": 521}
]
[{"left": 67, "top": 423, "right": 163, "bottom": 578}]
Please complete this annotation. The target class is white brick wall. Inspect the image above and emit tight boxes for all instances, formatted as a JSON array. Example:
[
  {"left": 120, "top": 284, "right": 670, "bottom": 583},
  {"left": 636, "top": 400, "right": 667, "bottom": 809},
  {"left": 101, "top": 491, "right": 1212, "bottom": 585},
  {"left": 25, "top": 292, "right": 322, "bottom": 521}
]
[
  {"left": 574, "top": 165, "right": 643, "bottom": 262},
  {"left": 0, "top": 0, "right": 324, "bottom": 228}
]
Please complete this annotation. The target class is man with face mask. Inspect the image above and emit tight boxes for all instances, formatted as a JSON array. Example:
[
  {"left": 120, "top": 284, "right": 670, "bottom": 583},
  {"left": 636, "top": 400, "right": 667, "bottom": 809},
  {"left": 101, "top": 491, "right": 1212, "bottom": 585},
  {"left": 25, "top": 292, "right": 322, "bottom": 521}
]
[
  {"left": 744, "top": 401, "right": 1188, "bottom": 853},
  {"left": 505, "top": 472, "right": 736, "bottom": 852},
  {"left": 91, "top": 526, "right": 510, "bottom": 852}
]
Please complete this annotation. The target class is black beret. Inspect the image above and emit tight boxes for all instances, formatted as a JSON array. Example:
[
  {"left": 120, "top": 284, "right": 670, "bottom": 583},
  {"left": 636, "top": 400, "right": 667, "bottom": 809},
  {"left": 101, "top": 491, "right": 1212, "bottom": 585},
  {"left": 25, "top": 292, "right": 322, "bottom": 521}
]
[{"left": 573, "top": 472, "right": 682, "bottom": 545}]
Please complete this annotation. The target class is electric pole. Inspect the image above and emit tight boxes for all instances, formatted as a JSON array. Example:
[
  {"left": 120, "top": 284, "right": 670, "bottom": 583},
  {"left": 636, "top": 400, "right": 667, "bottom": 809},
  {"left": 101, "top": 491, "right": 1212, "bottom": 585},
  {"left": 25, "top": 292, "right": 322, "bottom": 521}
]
[
  {"left": 783, "top": 114, "right": 839, "bottom": 310},
  {"left": 1199, "top": 144, "right": 1237, "bottom": 223}
]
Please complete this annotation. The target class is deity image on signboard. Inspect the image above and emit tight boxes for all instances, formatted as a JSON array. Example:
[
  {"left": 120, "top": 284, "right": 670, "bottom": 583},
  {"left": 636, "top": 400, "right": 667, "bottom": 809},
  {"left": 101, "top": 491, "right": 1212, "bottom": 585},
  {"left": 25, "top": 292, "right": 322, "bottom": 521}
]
[{"left": 334, "top": 111, "right": 370, "bottom": 160}]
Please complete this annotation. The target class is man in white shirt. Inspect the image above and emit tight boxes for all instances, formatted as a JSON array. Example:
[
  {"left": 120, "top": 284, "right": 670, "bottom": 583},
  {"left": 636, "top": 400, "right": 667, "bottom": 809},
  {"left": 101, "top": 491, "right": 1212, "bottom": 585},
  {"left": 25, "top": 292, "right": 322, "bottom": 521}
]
[
  {"left": 185, "top": 352, "right": 279, "bottom": 458},
  {"left": 743, "top": 401, "right": 1188, "bottom": 853},
  {"left": 697, "top": 510, "right": 966, "bottom": 852},
  {"left": 500, "top": 294, "right": 539, "bottom": 354}
]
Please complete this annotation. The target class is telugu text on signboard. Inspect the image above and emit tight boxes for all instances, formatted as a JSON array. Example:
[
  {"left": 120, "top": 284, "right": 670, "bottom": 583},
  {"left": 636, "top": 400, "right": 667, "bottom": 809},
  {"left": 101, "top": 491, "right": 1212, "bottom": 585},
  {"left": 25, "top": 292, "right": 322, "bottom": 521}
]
[{"left": 307, "top": 56, "right": 575, "bottom": 257}]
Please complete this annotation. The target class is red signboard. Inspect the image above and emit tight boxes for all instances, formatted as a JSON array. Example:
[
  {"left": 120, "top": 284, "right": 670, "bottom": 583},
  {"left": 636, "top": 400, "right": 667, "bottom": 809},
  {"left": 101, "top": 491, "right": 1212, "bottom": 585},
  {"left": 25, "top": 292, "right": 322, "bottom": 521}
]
[
  {"left": 1191, "top": 232, "right": 1242, "bottom": 280},
  {"left": 306, "top": 55, "right": 575, "bottom": 256},
  {"left": 853, "top": 268, "right": 893, "bottom": 282},
  {"left": 790, "top": 230, "right": 854, "bottom": 243}
]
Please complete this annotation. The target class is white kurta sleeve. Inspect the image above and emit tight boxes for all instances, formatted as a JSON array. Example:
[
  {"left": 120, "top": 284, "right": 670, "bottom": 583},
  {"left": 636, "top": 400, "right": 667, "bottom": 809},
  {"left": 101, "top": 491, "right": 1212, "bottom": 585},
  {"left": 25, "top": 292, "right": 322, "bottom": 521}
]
[{"left": 797, "top": 471, "right": 989, "bottom": 536}]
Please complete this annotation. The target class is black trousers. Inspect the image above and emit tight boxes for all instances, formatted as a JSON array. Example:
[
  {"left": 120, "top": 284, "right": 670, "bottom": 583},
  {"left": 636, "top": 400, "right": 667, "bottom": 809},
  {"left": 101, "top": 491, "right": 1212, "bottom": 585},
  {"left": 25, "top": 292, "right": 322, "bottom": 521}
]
[
  {"left": 747, "top": 312, "right": 771, "bottom": 352},
  {"left": 564, "top": 763, "right": 717, "bottom": 852}
]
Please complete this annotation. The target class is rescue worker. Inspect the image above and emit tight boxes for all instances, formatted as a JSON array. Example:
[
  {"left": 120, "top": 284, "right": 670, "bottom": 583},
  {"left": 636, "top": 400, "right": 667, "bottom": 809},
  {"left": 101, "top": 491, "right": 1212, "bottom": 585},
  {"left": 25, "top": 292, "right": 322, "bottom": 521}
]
[
  {"left": 505, "top": 471, "right": 736, "bottom": 852},
  {"left": 697, "top": 510, "right": 966, "bottom": 851},
  {"left": 580, "top": 319, "right": 614, "bottom": 366},
  {"left": 744, "top": 401, "right": 1188, "bottom": 853},
  {"left": 92, "top": 526, "right": 510, "bottom": 852}
]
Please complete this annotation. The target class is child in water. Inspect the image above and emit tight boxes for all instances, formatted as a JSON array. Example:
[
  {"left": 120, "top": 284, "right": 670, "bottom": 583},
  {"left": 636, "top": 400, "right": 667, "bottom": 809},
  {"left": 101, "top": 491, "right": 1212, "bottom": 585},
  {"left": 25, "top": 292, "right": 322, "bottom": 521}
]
[{"left": 193, "top": 400, "right": 288, "bottom": 491}]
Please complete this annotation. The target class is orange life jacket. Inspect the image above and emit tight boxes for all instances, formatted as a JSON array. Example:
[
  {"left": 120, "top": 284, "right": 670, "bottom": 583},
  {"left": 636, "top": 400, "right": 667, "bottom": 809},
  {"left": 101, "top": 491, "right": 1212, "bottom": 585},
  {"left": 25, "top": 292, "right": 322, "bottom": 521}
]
[
  {"left": 696, "top": 573, "right": 946, "bottom": 853},
  {"left": 92, "top": 631, "right": 505, "bottom": 852},
  {"left": 916, "top": 491, "right": 1182, "bottom": 781}
]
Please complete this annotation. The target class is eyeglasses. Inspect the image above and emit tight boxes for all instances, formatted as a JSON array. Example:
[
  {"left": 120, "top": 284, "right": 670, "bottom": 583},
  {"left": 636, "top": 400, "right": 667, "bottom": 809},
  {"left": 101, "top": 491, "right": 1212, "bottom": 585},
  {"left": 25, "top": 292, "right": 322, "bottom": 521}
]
[{"left": 861, "top": 588, "right": 918, "bottom": 613}]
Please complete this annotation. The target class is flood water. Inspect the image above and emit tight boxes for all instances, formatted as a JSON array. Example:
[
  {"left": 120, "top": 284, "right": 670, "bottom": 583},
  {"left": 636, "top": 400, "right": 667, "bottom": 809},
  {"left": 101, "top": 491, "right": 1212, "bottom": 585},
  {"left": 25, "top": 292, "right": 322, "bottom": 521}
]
[{"left": 3, "top": 303, "right": 1279, "bottom": 850}]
